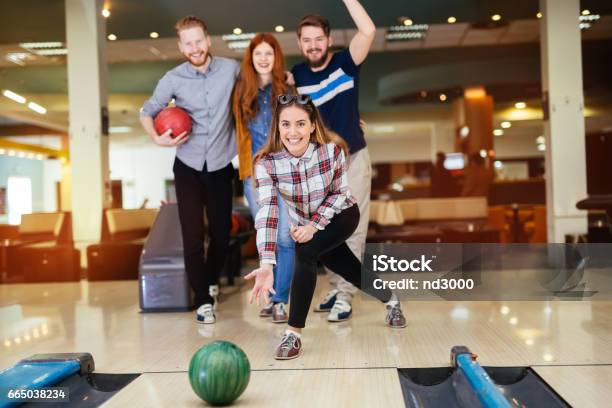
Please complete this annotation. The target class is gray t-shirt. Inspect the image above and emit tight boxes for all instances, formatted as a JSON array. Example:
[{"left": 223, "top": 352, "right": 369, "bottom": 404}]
[{"left": 140, "top": 57, "right": 240, "bottom": 172}]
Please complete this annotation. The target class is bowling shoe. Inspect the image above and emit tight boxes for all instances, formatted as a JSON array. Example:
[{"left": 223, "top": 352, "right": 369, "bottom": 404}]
[
  {"left": 385, "top": 303, "right": 406, "bottom": 328},
  {"left": 259, "top": 302, "right": 274, "bottom": 317},
  {"left": 272, "top": 303, "right": 288, "bottom": 323},
  {"left": 275, "top": 331, "right": 302, "bottom": 360},
  {"left": 196, "top": 304, "right": 216, "bottom": 324},
  {"left": 314, "top": 289, "right": 339, "bottom": 312},
  {"left": 327, "top": 299, "right": 352, "bottom": 322}
]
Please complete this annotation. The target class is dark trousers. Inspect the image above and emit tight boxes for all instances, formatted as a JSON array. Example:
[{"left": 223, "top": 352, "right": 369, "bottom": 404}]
[
  {"left": 173, "top": 158, "right": 234, "bottom": 306},
  {"left": 288, "top": 205, "right": 392, "bottom": 328}
]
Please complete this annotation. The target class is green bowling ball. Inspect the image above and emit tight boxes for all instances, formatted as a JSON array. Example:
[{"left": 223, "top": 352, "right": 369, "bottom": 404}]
[{"left": 188, "top": 341, "right": 251, "bottom": 405}]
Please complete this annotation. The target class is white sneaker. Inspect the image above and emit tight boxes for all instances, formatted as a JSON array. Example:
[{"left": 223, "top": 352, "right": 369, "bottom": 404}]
[
  {"left": 327, "top": 299, "right": 352, "bottom": 322},
  {"left": 314, "top": 289, "right": 339, "bottom": 312},
  {"left": 209, "top": 285, "right": 219, "bottom": 311},
  {"left": 196, "top": 304, "right": 216, "bottom": 324}
]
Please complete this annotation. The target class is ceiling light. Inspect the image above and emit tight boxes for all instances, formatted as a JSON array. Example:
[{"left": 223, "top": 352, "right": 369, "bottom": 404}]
[
  {"left": 373, "top": 125, "right": 395, "bottom": 133},
  {"left": 35, "top": 49, "right": 67, "bottom": 56},
  {"left": 275, "top": 25, "right": 284, "bottom": 33},
  {"left": 491, "top": 14, "right": 501, "bottom": 22},
  {"left": 233, "top": 27, "right": 243, "bottom": 35},
  {"left": 19, "top": 42, "right": 63, "bottom": 49},
  {"left": 536, "top": 12, "right": 542, "bottom": 19},
  {"left": 36, "top": 154, "right": 44, "bottom": 160},
  {"left": 536, "top": 136, "right": 545, "bottom": 144},
  {"left": 493, "top": 129, "right": 504, "bottom": 136},
  {"left": 149, "top": 32, "right": 159, "bottom": 39},
  {"left": 439, "top": 93, "right": 447, "bottom": 102},
  {"left": 17, "top": 152, "right": 26, "bottom": 158},
  {"left": 222, "top": 32, "right": 257, "bottom": 51},
  {"left": 27, "top": 101, "right": 47, "bottom": 114},
  {"left": 102, "top": 8, "right": 110, "bottom": 18},
  {"left": 8, "top": 150, "right": 16, "bottom": 157},
  {"left": 403, "top": 18, "right": 413, "bottom": 26},
  {"left": 581, "top": 9, "right": 590, "bottom": 16},
  {"left": 109, "top": 126, "right": 133, "bottom": 133},
  {"left": 494, "top": 161, "right": 503, "bottom": 169},
  {"left": 525, "top": 339, "right": 534, "bottom": 346},
  {"left": 479, "top": 149, "right": 487, "bottom": 158},
  {"left": 509, "top": 317, "right": 518, "bottom": 325},
  {"left": 537, "top": 144, "right": 546, "bottom": 152},
  {"left": 27, "top": 153, "right": 35, "bottom": 159},
  {"left": 0, "top": 149, "right": 5, "bottom": 154},
  {"left": 2, "top": 90, "right": 26, "bottom": 104},
  {"left": 447, "top": 16, "right": 457, "bottom": 24},
  {"left": 514, "top": 101, "right": 526, "bottom": 109},
  {"left": 107, "top": 34, "right": 117, "bottom": 41},
  {"left": 386, "top": 24, "right": 429, "bottom": 42},
  {"left": 501, "top": 121, "right": 511, "bottom": 129}
]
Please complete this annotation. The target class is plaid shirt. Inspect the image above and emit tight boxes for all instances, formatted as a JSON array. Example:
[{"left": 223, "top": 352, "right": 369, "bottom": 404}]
[{"left": 255, "top": 142, "right": 357, "bottom": 264}]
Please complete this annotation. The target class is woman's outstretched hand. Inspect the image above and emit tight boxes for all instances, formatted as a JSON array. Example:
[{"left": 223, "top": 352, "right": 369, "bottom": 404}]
[{"left": 245, "top": 264, "right": 276, "bottom": 305}]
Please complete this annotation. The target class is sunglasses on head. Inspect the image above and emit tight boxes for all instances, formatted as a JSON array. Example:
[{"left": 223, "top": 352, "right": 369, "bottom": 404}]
[{"left": 277, "top": 94, "right": 312, "bottom": 105}]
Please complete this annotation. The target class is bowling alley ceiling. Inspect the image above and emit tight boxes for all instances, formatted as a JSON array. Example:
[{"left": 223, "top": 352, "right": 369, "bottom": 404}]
[{"left": 1, "top": 1, "right": 612, "bottom": 135}]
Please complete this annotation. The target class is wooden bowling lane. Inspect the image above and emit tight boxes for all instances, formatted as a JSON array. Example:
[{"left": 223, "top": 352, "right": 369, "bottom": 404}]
[
  {"left": 101, "top": 368, "right": 406, "bottom": 408},
  {"left": 2, "top": 279, "right": 612, "bottom": 374},
  {"left": 533, "top": 365, "right": 612, "bottom": 408}
]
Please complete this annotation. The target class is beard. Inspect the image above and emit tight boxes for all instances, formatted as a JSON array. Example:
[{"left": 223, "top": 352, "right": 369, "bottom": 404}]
[
  {"left": 305, "top": 48, "right": 329, "bottom": 69},
  {"left": 185, "top": 50, "right": 209, "bottom": 67}
]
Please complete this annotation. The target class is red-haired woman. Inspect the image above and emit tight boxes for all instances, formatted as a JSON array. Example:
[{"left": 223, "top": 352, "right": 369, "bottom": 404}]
[{"left": 232, "top": 33, "right": 294, "bottom": 323}]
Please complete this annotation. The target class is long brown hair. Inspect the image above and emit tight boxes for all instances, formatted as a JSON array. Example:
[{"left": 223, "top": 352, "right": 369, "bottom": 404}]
[
  {"left": 234, "top": 33, "right": 288, "bottom": 123},
  {"left": 253, "top": 95, "right": 348, "bottom": 169}
]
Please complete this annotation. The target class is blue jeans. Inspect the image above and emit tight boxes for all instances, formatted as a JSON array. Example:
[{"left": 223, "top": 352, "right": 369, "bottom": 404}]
[{"left": 243, "top": 177, "right": 295, "bottom": 303}]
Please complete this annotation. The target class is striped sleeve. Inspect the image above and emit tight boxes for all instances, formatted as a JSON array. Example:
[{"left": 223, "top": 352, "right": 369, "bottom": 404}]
[
  {"left": 310, "top": 145, "right": 351, "bottom": 230},
  {"left": 254, "top": 159, "right": 279, "bottom": 265}
]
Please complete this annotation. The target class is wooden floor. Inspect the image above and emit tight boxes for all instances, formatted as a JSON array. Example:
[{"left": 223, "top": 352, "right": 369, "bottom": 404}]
[{"left": 1, "top": 274, "right": 611, "bottom": 407}]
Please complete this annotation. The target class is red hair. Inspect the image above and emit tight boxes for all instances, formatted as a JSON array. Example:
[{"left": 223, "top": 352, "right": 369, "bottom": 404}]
[{"left": 234, "top": 33, "right": 288, "bottom": 123}]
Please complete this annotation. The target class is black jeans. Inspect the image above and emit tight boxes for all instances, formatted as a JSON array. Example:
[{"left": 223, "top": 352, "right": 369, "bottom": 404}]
[
  {"left": 288, "top": 205, "right": 392, "bottom": 328},
  {"left": 173, "top": 158, "right": 234, "bottom": 306}
]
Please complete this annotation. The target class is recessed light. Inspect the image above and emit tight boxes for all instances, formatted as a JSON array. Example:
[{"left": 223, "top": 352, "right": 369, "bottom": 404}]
[
  {"left": 439, "top": 93, "right": 447, "bottom": 102},
  {"left": 149, "top": 32, "right": 159, "bottom": 39},
  {"left": 447, "top": 16, "right": 457, "bottom": 24},
  {"left": 514, "top": 102, "right": 526, "bottom": 109},
  {"left": 491, "top": 14, "right": 501, "bottom": 22},
  {"left": 275, "top": 25, "right": 284, "bottom": 33},
  {"left": 107, "top": 34, "right": 117, "bottom": 41},
  {"left": 536, "top": 12, "right": 542, "bottom": 19},
  {"left": 493, "top": 129, "right": 504, "bottom": 136},
  {"left": 501, "top": 121, "right": 511, "bottom": 129},
  {"left": 403, "top": 18, "right": 413, "bottom": 26},
  {"left": 233, "top": 27, "right": 243, "bottom": 35},
  {"left": 581, "top": 9, "right": 590, "bottom": 16},
  {"left": 102, "top": 8, "right": 110, "bottom": 18}
]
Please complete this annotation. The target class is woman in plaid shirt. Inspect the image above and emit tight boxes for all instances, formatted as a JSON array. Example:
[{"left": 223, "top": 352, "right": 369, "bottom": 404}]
[{"left": 245, "top": 94, "right": 406, "bottom": 360}]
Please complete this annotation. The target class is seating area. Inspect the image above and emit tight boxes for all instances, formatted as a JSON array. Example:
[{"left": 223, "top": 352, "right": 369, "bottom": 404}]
[
  {"left": 368, "top": 197, "right": 548, "bottom": 243},
  {"left": 0, "top": 212, "right": 79, "bottom": 283},
  {"left": 86, "top": 208, "right": 159, "bottom": 281}
]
